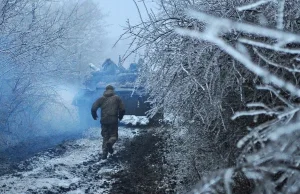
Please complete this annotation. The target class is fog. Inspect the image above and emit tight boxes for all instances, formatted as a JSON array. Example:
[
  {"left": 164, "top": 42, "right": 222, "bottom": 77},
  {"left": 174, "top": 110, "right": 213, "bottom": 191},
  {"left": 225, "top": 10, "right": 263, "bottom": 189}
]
[
  {"left": 97, "top": 0, "right": 157, "bottom": 67},
  {"left": 2, "top": 0, "right": 300, "bottom": 193},
  {"left": 0, "top": 0, "right": 153, "bottom": 159},
  {"left": 39, "top": 84, "right": 80, "bottom": 134}
]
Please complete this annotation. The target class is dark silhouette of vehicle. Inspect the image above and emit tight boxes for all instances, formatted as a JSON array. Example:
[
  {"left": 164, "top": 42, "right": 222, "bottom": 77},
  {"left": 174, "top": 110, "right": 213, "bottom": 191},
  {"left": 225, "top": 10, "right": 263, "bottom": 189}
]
[{"left": 73, "top": 58, "right": 151, "bottom": 128}]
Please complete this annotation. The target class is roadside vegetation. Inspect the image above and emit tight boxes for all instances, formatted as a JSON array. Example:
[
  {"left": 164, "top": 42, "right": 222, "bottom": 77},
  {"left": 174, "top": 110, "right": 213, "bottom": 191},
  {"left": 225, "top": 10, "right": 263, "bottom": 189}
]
[{"left": 127, "top": 0, "right": 300, "bottom": 193}]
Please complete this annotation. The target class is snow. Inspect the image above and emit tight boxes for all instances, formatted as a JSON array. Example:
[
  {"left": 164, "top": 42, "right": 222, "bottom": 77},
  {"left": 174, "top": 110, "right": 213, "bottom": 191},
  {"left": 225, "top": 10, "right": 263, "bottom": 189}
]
[
  {"left": 176, "top": 13, "right": 300, "bottom": 97},
  {"left": 239, "top": 38, "right": 300, "bottom": 54},
  {"left": 89, "top": 63, "right": 100, "bottom": 71},
  {"left": 120, "top": 115, "right": 149, "bottom": 126},
  {"left": 186, "top": 10, "right": 300, "bottom": 43},
  {"left": 224, "top": 168, "right": 233, "bottom": 194},
  {"left": 231, "top": 109, "right": 278, "bottom": 120},
  {"left": 276, "top": 0, "right": 286, "bottom": 30},
  {"left": 237, "top": 0, "right": 272, "bottom": 12},
  {"left": 67, "top": 189, "right": 85, "bottom": 194},
  {"left": 253, "top": 48, "right": 300, "bottom": 73},
  {"left": 0, "top": 127, "right": 139, "bottom": 194},
  {"left": 268, "top": 122, "right": 300, "bottom": 140},
  {"left": 118, "top": 127, "right": 139, "bottom": 139}
]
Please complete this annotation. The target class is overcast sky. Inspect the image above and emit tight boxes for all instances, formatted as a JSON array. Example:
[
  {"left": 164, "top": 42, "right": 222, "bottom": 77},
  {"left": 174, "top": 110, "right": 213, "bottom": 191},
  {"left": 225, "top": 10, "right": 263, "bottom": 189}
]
[{"left": 96, "top": 0, "right": 156, "bottom": 68}]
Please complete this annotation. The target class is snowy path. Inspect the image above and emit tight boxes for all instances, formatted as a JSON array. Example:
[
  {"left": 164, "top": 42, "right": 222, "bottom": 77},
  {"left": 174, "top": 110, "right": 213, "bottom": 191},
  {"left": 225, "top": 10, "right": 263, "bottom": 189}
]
[{"left": 0, "top": 127, "right": 139, "bottom": 194}]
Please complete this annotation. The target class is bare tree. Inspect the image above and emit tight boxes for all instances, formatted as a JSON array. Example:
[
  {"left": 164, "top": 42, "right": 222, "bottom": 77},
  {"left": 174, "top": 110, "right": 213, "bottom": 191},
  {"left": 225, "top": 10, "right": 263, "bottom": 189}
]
[{"left": 0, "top": 0, "right": 104, "bottom": 148}]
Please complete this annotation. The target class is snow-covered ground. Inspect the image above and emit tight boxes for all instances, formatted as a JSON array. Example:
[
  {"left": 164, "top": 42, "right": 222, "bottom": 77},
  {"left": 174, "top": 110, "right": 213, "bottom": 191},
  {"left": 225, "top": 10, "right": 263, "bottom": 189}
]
[
  {"left": 0, "top": 127, "right": 139, "bottom": 194},
  {"left": 120, "top": 115, "right": 149, "bottom": 126}
]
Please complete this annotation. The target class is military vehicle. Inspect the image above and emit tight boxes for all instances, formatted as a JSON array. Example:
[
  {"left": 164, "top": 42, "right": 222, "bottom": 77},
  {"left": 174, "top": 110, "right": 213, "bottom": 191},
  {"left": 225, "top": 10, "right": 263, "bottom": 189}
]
[{"left": 72, "top": 58, "right": 151, "bottom": 128}]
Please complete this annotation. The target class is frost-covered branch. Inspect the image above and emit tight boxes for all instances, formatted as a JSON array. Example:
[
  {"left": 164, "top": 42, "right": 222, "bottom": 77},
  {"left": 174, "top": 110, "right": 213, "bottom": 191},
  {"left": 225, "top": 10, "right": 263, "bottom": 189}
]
[
  {"left": 256, "top": 85, "right": 293, "bottom": 107},
  {"left": 268, "top": 122, "right": 300, "bottom": 140},
  {"left": 187, "top": 10, "right": 300, "bottom": 43},
  {"left": 239, "top": 38, "right": 300, "bottom": 54},
  {"left": 231, "top": 109, "right": 278, "bottom": 120},
  {"left": 180, "top": 63, "right": 205, "bottom": 90},
  {"left": 177, "top": 7, "right": 300, "bottom": 193},
  {"left": 237, "top": 0, "right": 274, "bottom": 11},
  {"left": 246, "top": 102, "right": 272, "bottom": 110},
  {"left": 276, "top": 0, "right": 285, "bottom": 30},
  {"left": 125, "top": 1, "right": 300, "bottom": 192},
  {"left": 253, "top": 48, "right": 300, "bottom": 73},
  {"left": 176, "top": 28, "right": 300, "bottom": 97}
]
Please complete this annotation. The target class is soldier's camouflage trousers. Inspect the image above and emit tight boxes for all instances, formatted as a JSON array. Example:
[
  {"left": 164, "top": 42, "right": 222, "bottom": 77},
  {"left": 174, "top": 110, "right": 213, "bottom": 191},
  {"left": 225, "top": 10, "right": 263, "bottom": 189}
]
[{"left": 101, "top": 123, "right": 118, "bottom": 154}]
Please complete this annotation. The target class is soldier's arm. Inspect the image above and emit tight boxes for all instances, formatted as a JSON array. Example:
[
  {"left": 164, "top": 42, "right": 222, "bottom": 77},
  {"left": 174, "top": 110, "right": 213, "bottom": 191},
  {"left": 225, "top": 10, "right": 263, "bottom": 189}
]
[
  {"left": 91, "top": 98, "right": 103, "bottom": 120},
  {"left": 118, "top": 97, "right": 125, "bottom": 120}
]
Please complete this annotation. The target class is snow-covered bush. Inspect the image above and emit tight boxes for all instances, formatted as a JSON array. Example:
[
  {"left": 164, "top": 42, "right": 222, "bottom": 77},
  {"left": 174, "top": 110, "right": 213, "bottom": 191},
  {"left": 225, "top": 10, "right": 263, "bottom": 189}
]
[
  {"left": 126, "top": 0, "right": 300, "bottom": 193},
  {"left": 178, "top": 1, "right": 300, "bottom": 193},
  {"left": 123, "top": 0, "right": 256, "bottom": 190}
]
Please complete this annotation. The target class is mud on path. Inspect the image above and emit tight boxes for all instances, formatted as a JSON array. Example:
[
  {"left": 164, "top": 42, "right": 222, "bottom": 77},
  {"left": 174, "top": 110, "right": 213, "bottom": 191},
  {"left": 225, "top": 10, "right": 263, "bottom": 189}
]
[{"left": 110, "top": 129, "right": 166, "bottom": 194}]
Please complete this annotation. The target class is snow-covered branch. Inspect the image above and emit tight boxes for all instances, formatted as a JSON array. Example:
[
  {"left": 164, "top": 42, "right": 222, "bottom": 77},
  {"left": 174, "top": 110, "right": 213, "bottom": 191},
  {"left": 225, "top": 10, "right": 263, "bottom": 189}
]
[
  {"left": 187, "top": 10, "right": 300, "bottom": 43},
  {"left": 253, "top": 48, "right": 300, "bottom": 73},
  {"left": 231, "top": 109, "right": 278, "bottom": 120},
  {"left": 237, "top": 0, "right": 274, "bottom": 11},
  {"left": 239, "top": 38, "right": 300, "bottom": 54},
  {"left": 176, "top": 28, "right": 300, "bottom": 97},
  {"left": 246, "top": 102, "right": 272, "bottom": 110},
  {"left": 276, "top": 0, "right": 286, "bottom": 30},
  {"left": 125, "top": 1, "right": 300, "bottom": 192},
  {"left": 180, "top": 63, "right": 205, "bottom": 91},
  {"left": 256, "top": 85, "right": 293, "bottom": 107},
  {"left": 268, "top": 122, "right": 300, "bottom": 140},
  {"left": 176, "top": 8, "right": 300, "bottom": 193}
]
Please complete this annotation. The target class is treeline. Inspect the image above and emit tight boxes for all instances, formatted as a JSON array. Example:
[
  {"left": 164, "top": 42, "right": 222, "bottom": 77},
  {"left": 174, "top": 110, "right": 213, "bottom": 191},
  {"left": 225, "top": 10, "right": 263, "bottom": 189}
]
[{"left": 0, "top": 0, "right": 103, "bottom": 149}]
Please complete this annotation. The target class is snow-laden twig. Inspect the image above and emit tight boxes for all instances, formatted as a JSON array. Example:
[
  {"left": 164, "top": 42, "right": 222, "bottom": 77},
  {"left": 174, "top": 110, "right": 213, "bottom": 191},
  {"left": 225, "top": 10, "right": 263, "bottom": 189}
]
[
  {"left": 224, "top": 168, "right": 233, "bottom": 194},
  {"left": 231, "top": 109, "right": 278, "bottom": 120},
  {"left": 277, "top": 108, "right": 299, "bottom": 119},
  {"left": 253, "top": 48, "right": 300, "bottom": 73},
  {"left": 239, "top": 38, "right": 300, "bottom": 54},
  {"left": 235, "top": 105, "right": 298, "bottom": 126},
  {"left": 268, "top": 122, "right": 300, "bottom": 140},
  {"left": 187, "top": 10, "right": 300, "bottom": 43},
  {"left": 176, "top": 28, "right": 300, "bottom": 97},
  {"left": 247, "top": 102, "right": 272, "bottom": 111},
  {"left": 256, "top": 85, "right": 293, "bottom": 107},
  {"left": 237, "top": 0, "right": 273, "bottom": 12},
  {"left": 180, "top": 63, "right": 205, "bottom": 90},
  {"left": 194, "top": 177, "right": 222, "bottom": 193},
  {"left": 277, "top": 0, "right": 285, "bottom": 30},
  {"left": 237, "top": 119, "right": 279, "bottom": 148}
]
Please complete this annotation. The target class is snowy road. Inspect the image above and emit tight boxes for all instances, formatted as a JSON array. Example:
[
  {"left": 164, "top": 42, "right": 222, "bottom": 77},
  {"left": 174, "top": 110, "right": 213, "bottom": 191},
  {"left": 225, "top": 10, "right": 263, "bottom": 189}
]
[{"left": 0, "top": 127, "right": 139, "bottom": 194}]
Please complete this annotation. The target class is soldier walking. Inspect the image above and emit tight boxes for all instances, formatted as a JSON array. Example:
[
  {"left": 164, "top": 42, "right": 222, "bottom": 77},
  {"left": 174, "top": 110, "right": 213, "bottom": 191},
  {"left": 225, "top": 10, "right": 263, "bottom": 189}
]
[{"left": 91, "top": 85, "right": 125, "bottom": 159}]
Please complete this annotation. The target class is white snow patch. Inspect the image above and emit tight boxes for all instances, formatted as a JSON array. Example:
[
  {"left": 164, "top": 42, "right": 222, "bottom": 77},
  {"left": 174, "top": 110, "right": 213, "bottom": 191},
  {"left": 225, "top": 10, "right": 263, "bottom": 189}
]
[
  {"left": 82, "top": 127, "right": 101, "bottom": 139},
  {"left": 121, "top": 115, "right": 149, "bottom": 125},
  {"left": 119, "top": 127, "right": 139, "bottom": 138},
  {"left": 67, "top": 189, "right": 85, "bottom": 194}
]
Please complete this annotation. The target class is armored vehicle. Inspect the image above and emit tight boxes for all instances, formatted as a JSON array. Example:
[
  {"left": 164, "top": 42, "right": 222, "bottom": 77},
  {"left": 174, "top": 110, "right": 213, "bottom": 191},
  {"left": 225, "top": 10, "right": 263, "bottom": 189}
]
[{"left": 73, "top": 58, "right": 151, "bottom": 128}]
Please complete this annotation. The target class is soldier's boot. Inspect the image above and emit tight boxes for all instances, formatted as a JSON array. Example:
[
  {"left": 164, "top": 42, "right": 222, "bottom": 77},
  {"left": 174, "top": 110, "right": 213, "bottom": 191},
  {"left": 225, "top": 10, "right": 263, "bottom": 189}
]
[
  {"left": 107, "top": 135, "right": 118, "bottom": 154},
  {"left": 107, "top": 142, "right": 114, "bottom": 154}
]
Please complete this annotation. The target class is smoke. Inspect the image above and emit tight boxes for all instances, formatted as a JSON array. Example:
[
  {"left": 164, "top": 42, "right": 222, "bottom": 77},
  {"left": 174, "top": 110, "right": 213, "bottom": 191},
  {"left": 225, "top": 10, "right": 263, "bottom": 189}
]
[
  {"left": 37, "top": 84, "right": 81, "bottom": 136},
  {"left": 0, "top": 83, "right": 88, "bottom": 161}
]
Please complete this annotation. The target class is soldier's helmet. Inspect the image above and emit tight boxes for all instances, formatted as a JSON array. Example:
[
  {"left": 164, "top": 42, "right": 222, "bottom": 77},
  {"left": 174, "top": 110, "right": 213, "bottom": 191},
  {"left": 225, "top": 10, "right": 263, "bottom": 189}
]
[{"left": 106, "top": 85, "right": 114, "bottom": 91}]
